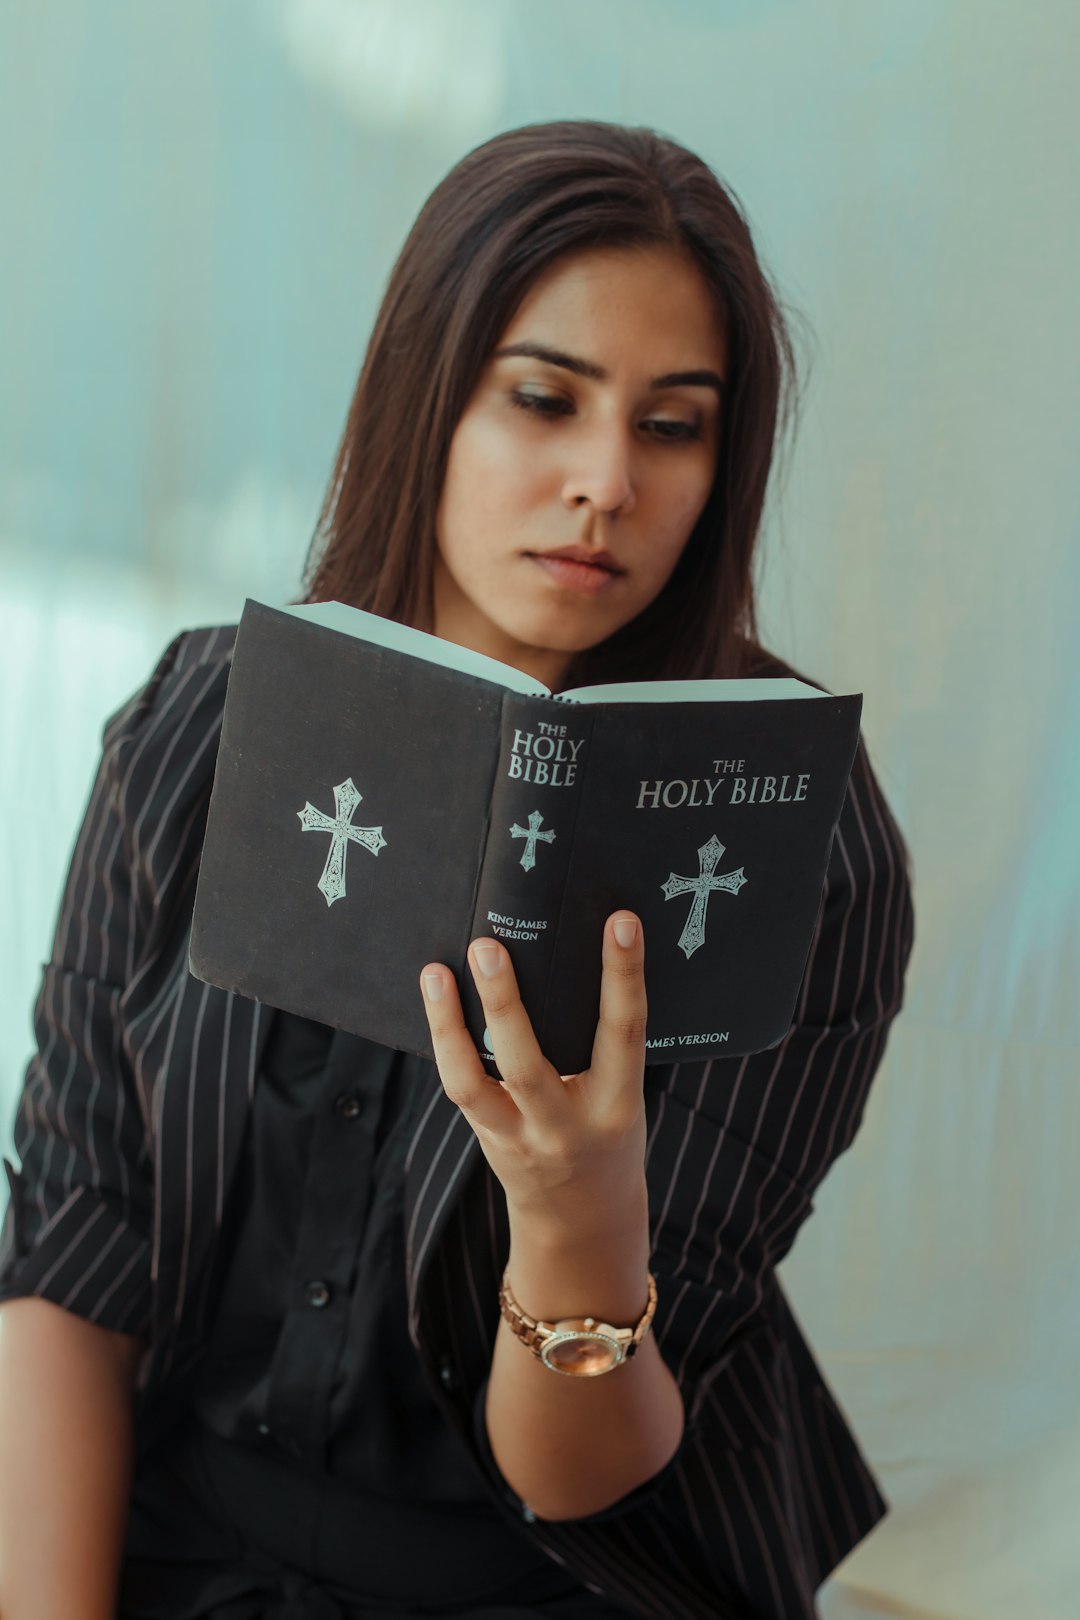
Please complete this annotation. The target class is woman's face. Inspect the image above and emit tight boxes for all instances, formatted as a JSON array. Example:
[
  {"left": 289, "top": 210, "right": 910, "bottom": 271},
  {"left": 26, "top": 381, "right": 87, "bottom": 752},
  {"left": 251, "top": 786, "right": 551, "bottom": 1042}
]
[{"left": 433, "top": 244, "right": 729, "bottom": 689}]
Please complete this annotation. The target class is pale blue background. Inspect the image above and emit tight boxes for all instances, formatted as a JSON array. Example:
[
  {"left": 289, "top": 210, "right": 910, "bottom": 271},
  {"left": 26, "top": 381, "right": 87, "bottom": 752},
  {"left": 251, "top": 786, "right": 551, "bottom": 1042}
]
[{"left": 2, "top": 3, "right": 1078, "bottom": 1615}]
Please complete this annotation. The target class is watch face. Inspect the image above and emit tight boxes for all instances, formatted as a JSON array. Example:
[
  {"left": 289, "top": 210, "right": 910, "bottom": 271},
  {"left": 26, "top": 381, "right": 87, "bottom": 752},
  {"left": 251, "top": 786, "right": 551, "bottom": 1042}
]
[{"left": 542, "top": 1332, "right": 621, "bottom": 1376}]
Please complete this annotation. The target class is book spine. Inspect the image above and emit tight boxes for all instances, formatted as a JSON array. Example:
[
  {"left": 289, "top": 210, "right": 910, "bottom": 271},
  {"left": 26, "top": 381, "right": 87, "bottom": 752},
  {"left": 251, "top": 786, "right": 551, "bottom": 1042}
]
[{"left": 462, "top": 694, "right": 596, "bottom": 1075}]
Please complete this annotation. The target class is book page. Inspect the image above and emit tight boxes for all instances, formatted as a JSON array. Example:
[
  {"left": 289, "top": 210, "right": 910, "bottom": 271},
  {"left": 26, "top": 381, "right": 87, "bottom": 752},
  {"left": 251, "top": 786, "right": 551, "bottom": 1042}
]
[
  {"left": 282, "top": 600, "right": 550, "bottom": 696},
  {"left": 561, "top": 676, "right": 838, "bottom": 704},
  {"left": 281, "top": 602, "right": 853, "bottom": 706}
]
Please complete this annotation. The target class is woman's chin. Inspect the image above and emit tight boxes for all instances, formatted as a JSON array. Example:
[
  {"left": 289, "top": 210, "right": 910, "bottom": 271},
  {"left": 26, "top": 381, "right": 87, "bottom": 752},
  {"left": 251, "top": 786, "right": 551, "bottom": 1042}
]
[
  {"left": 499, "top": 615, "right": 615, "bottom": 659},
  {"left": 497, "top": 590, "right": 632, "bottom": 651}
]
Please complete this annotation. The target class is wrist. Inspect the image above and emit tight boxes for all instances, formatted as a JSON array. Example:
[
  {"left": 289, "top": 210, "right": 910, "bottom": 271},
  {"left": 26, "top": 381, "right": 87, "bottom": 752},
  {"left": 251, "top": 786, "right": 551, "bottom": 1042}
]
[
  {"left": 505, "top": 1174, "right": 649, "bottom": 1250},
  {"left": 504, "top": 1194, "right": 652, "bottom": 1327}
]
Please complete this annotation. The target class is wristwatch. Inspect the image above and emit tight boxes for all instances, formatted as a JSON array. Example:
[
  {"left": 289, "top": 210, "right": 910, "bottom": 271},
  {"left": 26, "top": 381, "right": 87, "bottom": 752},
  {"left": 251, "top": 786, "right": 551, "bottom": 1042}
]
[{"left": 498, "top": 1269, "right": 658, "bottom": 1376}]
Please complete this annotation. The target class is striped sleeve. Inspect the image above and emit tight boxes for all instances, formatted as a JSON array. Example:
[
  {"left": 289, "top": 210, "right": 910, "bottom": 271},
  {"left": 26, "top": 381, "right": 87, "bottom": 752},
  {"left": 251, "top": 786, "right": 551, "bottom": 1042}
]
[
  {"left": 514, "top": 734, "right": 915, "bottom": 1616},
  {"left": 0, "top": 632, "right": 191, "bottom": 1337},
  {"left": 644, "top": 735, "right": 916, "bottom": 1420}
]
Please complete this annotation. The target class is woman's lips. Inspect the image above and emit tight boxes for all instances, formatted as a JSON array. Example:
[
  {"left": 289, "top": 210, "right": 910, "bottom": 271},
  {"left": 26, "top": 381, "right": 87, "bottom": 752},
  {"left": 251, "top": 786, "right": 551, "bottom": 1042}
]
[{"left": 527, "top": 554, "right": 623, "bottom": 595}]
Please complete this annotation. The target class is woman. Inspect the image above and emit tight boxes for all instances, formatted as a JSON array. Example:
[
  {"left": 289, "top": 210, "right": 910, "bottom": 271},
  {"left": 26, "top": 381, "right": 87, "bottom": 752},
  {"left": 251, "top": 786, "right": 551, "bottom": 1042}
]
[{"left": 0, "top": 121, "right": 914, "bottom": 1619}]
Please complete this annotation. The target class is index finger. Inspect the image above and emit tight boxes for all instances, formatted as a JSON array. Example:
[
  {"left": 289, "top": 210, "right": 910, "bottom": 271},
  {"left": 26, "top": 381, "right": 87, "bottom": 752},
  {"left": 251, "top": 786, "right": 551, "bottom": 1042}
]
[
  {"left": 419, "top": 960, "right": 517, "bottom": 1134},
  {"left": 588, "top": 911, "right": 648, "bottom": 1083}
]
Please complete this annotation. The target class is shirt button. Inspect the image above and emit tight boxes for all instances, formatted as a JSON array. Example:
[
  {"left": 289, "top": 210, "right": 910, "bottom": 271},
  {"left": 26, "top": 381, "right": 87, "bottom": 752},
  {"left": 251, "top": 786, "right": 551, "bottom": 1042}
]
[
  {"left": 522, "top": 1505, "right": 537, "bottom": 1524},
  {"left": 304, "top": 1279, "right": 331, "bottom": 1308},
  {"left": 257, "top": 1423, "right": 271, "bottom": 1436},
  {"left": 439, "top": 1357, "right": 458, "bottom": 1392},
  {"left": 335, "top": 1093, "right": 361, "bottom": 1120}
]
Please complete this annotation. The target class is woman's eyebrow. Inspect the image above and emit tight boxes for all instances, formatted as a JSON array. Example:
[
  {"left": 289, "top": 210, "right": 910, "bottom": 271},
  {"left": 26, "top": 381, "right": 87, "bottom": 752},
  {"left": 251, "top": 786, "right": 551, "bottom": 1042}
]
[{"left": 491, "top": 341, "right": 726, "bottom": 397}]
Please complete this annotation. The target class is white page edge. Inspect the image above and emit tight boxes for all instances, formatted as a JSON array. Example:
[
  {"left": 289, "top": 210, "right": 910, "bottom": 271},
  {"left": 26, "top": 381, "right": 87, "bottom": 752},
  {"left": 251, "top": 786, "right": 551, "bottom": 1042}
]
[{"left": 272, "top": 602, "right": 853, "bottom": 704}]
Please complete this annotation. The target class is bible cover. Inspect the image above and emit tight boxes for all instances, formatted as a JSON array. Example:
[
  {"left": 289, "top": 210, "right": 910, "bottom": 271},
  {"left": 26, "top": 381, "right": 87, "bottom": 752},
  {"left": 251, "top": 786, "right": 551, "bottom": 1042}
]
[{"left": 189, "top": 599, "right": 863, "bottom": 1076}]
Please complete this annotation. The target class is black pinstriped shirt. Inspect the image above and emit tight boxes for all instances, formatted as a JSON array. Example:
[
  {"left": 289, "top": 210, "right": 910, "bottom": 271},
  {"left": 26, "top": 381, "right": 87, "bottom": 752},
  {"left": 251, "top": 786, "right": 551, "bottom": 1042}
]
[
  {"left": 119, "top": 1009, "right": 637, "bottom": 1615},
  {"left": 0, "top": 622, "right": 916, "bottom": 1619}
]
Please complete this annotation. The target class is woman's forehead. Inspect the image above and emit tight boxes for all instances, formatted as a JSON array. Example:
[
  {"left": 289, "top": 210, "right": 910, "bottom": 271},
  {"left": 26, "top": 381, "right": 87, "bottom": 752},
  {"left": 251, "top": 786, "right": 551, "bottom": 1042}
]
[{"left": 496, "top": 247, "right": 728, "bottom": 372}]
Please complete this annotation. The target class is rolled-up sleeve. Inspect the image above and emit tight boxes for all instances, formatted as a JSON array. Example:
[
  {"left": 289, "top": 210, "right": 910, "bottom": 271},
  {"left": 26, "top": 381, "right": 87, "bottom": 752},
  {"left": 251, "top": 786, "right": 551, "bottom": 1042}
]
[
  {"left": 0, "top": 634, "right": 188, "bottom": 1338},
  {"left": 643, "top": 733, "right": 916, "bottom": 1432}
]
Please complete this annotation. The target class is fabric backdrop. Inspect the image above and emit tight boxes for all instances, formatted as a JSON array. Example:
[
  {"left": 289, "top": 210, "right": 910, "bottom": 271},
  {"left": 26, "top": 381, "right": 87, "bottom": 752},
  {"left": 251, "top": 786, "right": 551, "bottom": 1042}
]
[{"left": 2, "top": 4, "right": 1077, "bottom": 1617}]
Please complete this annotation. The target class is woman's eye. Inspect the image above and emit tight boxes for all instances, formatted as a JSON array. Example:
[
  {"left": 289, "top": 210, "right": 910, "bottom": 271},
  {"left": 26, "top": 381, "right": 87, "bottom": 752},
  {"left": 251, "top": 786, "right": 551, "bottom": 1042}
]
[
  {"left": 509, "top": 390, "right": 572, "bottom": 417},
  {"left": 509, "top": 391, "right": 702, "bottom": 442},
  {"left": 647, "top": 418, "right": 701, "bottom": 442}
]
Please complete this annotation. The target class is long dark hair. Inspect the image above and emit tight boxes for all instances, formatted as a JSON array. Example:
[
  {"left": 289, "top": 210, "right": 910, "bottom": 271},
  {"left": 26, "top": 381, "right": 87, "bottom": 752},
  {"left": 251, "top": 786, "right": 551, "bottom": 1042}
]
[{"left": 299, "top": 119, "right": 804, "bottom": 687}]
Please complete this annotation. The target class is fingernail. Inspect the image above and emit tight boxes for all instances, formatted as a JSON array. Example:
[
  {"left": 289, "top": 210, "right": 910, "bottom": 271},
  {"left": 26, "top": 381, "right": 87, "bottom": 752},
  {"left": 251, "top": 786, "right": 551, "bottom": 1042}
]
[
  {"left": 472, "top": 943, "right": 501, "bottom": 977},
  {"left": 614, "top": 916, "right": 637, "bottom": 948},
  {"left": 422, "top": 973, "right": 445, "bottom": 1002}
]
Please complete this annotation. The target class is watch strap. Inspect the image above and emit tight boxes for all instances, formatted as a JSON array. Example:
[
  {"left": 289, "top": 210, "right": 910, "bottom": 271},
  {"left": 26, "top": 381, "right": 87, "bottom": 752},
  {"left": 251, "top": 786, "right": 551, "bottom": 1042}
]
[{"left": 498, "top": 1269, "right": 658, "bottom": 1364}]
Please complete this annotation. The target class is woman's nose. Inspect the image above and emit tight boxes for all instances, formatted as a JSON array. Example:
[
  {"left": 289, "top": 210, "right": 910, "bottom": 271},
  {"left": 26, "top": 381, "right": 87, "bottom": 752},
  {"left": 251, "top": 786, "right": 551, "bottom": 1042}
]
[{"left": 561, "top": 423, "right": 636, "bottom": 515}]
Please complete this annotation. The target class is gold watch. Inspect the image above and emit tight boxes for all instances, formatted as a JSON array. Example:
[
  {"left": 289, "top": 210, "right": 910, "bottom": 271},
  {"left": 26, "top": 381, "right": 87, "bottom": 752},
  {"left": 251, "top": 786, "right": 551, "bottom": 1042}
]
[{"left": 498, "top": 1269, "right": 657, "bottom": 1376}]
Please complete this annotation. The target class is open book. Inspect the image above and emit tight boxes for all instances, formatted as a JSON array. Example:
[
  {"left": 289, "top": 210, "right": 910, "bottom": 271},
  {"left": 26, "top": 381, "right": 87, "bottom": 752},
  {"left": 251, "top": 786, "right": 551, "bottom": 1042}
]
[{"left": 188, "top": 599, "right": 863, "bottom": 1075}]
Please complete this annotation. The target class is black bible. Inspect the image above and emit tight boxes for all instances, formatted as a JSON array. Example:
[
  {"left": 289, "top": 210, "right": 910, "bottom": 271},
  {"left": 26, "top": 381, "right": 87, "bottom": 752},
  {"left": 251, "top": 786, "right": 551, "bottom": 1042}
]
[{"left": 188, "top": 599, "right": 863, "bottom": 1076}]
